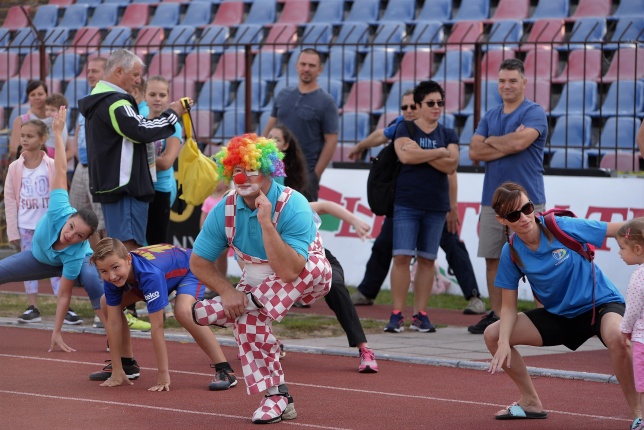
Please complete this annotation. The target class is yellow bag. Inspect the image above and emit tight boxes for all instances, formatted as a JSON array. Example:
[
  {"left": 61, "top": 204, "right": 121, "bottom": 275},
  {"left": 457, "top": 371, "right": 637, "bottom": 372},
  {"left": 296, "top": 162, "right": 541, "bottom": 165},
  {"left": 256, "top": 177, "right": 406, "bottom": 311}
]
[{"left": 177, "top": 101, "right": 219, "bottom": 206}]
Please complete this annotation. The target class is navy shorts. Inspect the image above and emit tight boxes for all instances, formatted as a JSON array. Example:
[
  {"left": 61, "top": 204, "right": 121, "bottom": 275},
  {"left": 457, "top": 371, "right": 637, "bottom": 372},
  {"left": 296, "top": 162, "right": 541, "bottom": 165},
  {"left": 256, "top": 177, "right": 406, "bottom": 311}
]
[{"left": 102, "top": 195, "right": 149, "bottom": 247}]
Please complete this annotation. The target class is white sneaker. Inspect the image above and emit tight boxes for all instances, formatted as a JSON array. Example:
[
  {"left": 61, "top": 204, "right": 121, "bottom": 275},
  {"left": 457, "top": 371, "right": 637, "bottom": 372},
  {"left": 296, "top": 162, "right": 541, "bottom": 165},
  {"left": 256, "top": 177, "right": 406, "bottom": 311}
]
[
  {"left": 64, "top": 308, "right": 83, "bottom": 325},
  {"left": 93, "top": 315, "right": 103, "bottom": 328},
  {"left": 464, "top": 297, "right": 486, "bottom": 315}
]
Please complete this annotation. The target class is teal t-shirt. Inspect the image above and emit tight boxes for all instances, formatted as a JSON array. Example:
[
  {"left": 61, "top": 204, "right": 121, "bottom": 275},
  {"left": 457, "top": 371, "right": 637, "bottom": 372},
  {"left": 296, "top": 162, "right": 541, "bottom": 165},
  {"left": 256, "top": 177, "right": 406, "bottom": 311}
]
[{"left": 153, "top": 123, "right": 182, "bottom": 205}]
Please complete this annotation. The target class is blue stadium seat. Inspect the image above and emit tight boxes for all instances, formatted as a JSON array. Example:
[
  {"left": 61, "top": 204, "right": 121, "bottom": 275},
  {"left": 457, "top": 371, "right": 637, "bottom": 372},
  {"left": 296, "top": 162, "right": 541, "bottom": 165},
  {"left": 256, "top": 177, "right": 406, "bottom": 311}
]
[
  {"left": 459, "top": 80, "right": 502, "bottom": 116},
  {"left": 310, "top": 0, "right": 344, "bottom": 24},
  {"left": 59, "top": 4, "right": 89, "bottom": 30},
  {"left": 49, "top": 52, "right": 81, "bottom": 81},
  {"left": 33, "top": 5, "right": 59, "bottom": 30},
  {"left": 300, "top": 23, "right": 334, "bottom": 53},
  {"left": 448, "top": 0, "right": 490, "bottom": 22},
  {"left": 611, "top": 0, "right": 644, "bottom": 19},
  {"left": 459, "top": 115, "right": 475, "bottom": 144},
  {"left": 43, "top": 28, "right": 71, "bottom": 53},
  {"left": 549, "top": 115, "right": 593, "bottom": 148},
  {"left": 372, "top": 23, "right": 406, "bottom": 52},
  {"left": 381, "top": 80, "right": 417, "bottom": 114},
  {"left": 459, "top": 146, "right": 476, "bottom": 166},
  {"left": 164, "top": 25, "right": 197, "bottom": 54},
  {"left": 485, "top": 20, "right": 523, "bottom": 51},
  {"left": 431, "top": 50, "right": 474, "bottom": 81},
  {"left": 597, "top": 80, "right": 644, "bottom": 117},
  {"left": 550, "top": 81, "right": 599, "bottom": 117},
  {"left": 317, "top": 77, "right": 343, "bottom": 107},
  {"left": 149, "top": 3, "right": 180, "bottom": 28},
  {"left": 234, "top": 80, "right": 269, "bottom": 112},
  {"left": 525, "top": 0, "right": 570, "bottom": 23},
  {"left": 213, "top": 108, "right": 246, "bottom": 143},
  {"left": 103, "top": 0, "right": 132, "bottom": 5},
  {"left": 356, "top": 47, "right": 396, "bottom": 81},
  {"left": 195, "top": 79, "right": 232, "bottom": 113},
  {"left": 63, "top": 79, "right": 90, "bottom": 109},
  {"left": 102, "top": 26, "right": 133, "bottom": 49},
  {"left": 345, "top": 0, "right": 380, "bottom": 23},
  {"left": 76, "top": 0, "right": 102, "bottom": 5},
  {"left": 439, "top": 113, "right": 455, "bottom": 129},
  {"left": 414, "top": 0, "right": 452, "bottom": 23},
  {"left": 560, "top": 17, "right": 606, "bottom": 50},
  {"left": 378, "top": 0, "right": 415, "bottom": 23},
  {"left": 335, "top": 22, "right": 371, "bottom": 53},
  {"left": 321, "top": 46, "right": 358, "bottom": 83},
  {"left": 0, "top": 78, "right": 28, "bottom": 108},
  {"left": 339, "top": 112, "right": 371, "bottom": 144},
  {"left": 7, "top": 105, "right": 30, "bottom": 131},
  {"left": 196, "top": 25, "right": 229, "bottom": 54},
  {"left": 0, "top": 28, "right": 11, "bottom": 51},
  {"left": 244, "top": 0, "right": 277, "bottom": 26},
  {"left": 257, "top": 110, "right": 271, "bottom": 135},
  {"left": 405, "top": 21, "right": 444, "bottom": 52},
  {"left": 549, "top": 149, "right": 588, "bottom": 168},
  {"left": 9, "top": 29, "right": 38, "bottom": 53},
  {"left": 181, "top": 1, "right": 213, "bottom": 27},
  {"left": 88, "top": 4, "right": 120, "bottom": 28},
  {"left": 251, "top": 51, "right": 283, "bottom": 82},
  {"left": 229, "top": 24, "right": 264, "bottom": 49},
  {"left": 597, "top": 116, "right": 640, "bottom": 151},
  {"left": 605, "top": 17, "right": 644, "bottom": 50}
]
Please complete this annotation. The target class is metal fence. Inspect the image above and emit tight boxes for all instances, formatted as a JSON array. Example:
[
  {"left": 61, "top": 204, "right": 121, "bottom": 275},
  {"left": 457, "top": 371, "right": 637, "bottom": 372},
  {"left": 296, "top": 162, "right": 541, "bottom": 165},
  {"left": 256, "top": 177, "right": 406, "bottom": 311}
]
[{"left": 1, "top": 15, "right": 643, "bottom": 173}]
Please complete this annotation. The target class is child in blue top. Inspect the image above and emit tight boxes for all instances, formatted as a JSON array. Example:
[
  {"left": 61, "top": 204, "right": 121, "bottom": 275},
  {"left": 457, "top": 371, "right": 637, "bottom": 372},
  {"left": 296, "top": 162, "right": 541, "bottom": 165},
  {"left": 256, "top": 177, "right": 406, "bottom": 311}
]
[
  {"left": 0, "top": 106, "right": 105, "bottom": 352},
  {"left": 485, "top": 181, "right": 639, "bottom": 426},
  {"left": 89, "top": 238, "right": 236, "bottom": 392}
]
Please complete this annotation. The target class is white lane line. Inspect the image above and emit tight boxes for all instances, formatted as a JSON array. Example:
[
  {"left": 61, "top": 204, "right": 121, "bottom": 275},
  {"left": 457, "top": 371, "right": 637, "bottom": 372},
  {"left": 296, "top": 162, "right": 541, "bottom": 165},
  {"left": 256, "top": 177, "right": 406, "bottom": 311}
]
[{"left": 0, "top": 354, "right": 631, "bottom": 425}]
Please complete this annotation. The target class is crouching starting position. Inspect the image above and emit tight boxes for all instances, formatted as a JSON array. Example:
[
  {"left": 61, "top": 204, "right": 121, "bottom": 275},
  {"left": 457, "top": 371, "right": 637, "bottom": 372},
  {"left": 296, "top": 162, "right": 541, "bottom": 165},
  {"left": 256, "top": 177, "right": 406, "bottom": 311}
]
[{"left": 191, "top": 134, "right": 332, "bottom": 424}]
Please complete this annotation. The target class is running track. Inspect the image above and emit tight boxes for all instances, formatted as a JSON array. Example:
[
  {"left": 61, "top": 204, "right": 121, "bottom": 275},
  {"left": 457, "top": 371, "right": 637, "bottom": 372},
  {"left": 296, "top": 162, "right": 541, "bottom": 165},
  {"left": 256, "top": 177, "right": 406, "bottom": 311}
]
[{"left": 0, "top": 326, "right": 634, "bottom": 429}]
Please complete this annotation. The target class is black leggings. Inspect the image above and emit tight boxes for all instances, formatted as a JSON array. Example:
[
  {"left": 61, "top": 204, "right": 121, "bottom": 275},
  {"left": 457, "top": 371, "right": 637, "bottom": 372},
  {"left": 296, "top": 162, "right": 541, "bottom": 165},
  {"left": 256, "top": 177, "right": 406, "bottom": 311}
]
[{"left": 146, "top": 190, "right": 171, "bottom": 245}]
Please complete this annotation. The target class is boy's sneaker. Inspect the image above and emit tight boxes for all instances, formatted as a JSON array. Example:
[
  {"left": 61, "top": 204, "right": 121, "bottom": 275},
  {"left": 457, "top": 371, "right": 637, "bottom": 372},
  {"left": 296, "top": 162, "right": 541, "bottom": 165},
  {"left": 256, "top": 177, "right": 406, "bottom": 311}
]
[
  {"left": 410, "top": 312, "right": 436, "bottom": 333},
  {"left": 467, "top": 311, "right": 500, "bottom": 334},
  {"left": 209, "top": 365, "right": 238, "bottom": 391},
  {"left": 350, "top": 290, "right": 374, "bottom": 306},
  {"left": 92, "top": 315, "right": 104, "bottom": 329},
  {"left": 89, "top": 359, "right": 140, "bottom": 381},
  {"left": 252, "top": 385, "right": 297, "bottom": 424},
  {"left": 384, "top": 312, "right": 405, "bottom": 333},
  {"left": 64, "top": 308, "right": 83, "bottom": 325},
  {"left": 464, "top": 296, "right": 486, "bottom": 315},
  {"left": 125, "top": 312, "right": 151, "bottom": 331},
  {"left": 18, "top": 306, "right": 42, "bottom": 323},
  {"left": 358, "top": 347, "right": 378, "bottom": 373}
]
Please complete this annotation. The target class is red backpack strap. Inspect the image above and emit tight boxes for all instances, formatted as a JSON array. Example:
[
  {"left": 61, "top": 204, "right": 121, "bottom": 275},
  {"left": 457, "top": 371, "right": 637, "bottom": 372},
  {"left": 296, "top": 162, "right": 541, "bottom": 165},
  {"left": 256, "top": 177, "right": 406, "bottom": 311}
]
[{"left": 542, "top": 211, "right": 594, "bottom": 262}]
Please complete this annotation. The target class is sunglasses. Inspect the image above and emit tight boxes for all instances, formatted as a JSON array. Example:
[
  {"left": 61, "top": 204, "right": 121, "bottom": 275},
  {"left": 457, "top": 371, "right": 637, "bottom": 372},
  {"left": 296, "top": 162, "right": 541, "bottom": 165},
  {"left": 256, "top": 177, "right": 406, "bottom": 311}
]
[
  {"left": 400, "top": 104, "right": 417, "bottom": 111},
  {"left": 233, "top": 169, "right": 260, "bottom": 177},
  {"left": 504, "top": 201, "right": 535, "bottom": 223},
  {"left": 424, "top": 100, "right": 445, "bottom": 108}
]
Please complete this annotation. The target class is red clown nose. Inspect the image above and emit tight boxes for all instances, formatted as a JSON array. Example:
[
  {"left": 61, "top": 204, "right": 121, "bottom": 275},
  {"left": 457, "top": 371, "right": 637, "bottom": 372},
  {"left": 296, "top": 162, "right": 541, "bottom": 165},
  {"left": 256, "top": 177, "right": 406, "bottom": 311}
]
[{"left": 233, "top": 173, "right": 247, "bottom": 184}]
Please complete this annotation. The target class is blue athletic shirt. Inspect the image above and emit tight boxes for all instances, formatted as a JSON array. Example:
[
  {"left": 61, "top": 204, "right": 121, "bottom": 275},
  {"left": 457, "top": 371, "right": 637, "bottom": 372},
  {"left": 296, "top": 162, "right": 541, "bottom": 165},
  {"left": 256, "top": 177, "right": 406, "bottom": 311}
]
[
  {"left": 152, "top": 123, "right": 182, "bottom": 204},
  {"left": 194, "top": 181, "right": 316, "bottom": 262},
  {"left": 474, "top": 98, "right": 547, "bottom": 206},
  {"left": 495, "top": 216, "right": 624, "bottom": 318},
  {"left": 104, "top": 244, "right": 192, "bottom": 313},
  {"left": 392, "top": 120, "right": 458, "bottom": 212},
  {"left": 31, "top": 189, "right": 92, "bottom": 280}
]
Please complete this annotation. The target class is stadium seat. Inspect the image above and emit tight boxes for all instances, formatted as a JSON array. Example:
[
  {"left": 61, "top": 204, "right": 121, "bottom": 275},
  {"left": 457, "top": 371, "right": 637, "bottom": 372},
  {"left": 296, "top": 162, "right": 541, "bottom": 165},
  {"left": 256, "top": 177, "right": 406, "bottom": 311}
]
[
  {"left": 524, "top": 80, "right": 552, "bottom": 112},
  {"left": 437, "top": 80, "right": 466, "bottom": 114},
  {"left": 439, "top": 113, "right": 456, "bottom": 129},
  {"left": 59, "top": 4, "right": 90, "bottom": 30},
  {"left": 459, "top": 146, "right": 476, "bottom": 166},
  {"left": 70, "top": 27, "right": 103, "bottom": 55},
  {"left": 570, "top": 0, "right": 612, "bottom": 19},
  {"left": 149, "top": 3, "right": 180, "bottom": 28},
  {"left": 597, "top": 80, "right": 644, "bottom": 117},
  {"left": 335, "top": 22, "right": 371, "bottom": 53},
  {"left": 597, "top": 116, "right": 640, "bottom": 150},
  {"left": 244, "top": 0, "right": 277, "bottom": 26},
  {"left": 196, "top": 25, "right": 229, "bottom": 54},
  {"left": 552, "top": 48, "right": 603, "bottom": 83},
  {"left": 357, "top": 48, "right": 396, "bottom": 81},
  {"left": 49, "top": 0, "right": 74, "bottom": 6},
  {"left": 526, "top": 0, "right": 570, "bottom": 23},
  {"left": 234, "top": 80, "right": 269, "bottom": 112},
  {"left": 485, "top": 20, "right": 523, "bottom": 51},
  {"left": 211, "top": 51, "right": 246, "bottom": 81},
  {"left": 378, "top": 0, "right": 415, "bottom": 23},
  {"left": 549, "top": 115, "right": 593, "bottom": 148},
  {"left": 404, "top": 21, "right": 444, "bottom": 52},
  {"left": 119, "top": 4, "right": 150, "bottom": 28},
  {"left": 611, "top": 0, "right": 644, "bottom": 19},
  {"left": 414, "top": 0, "right": 452, "bottom": 23},
  {"left": 212, "top": 1, "right": 244, "bottom": 26},
  {"left": 0, "top": 78, "right": 28, "bottom": 108},
  {"left": 310, "top": 0, "right": 344, "bottom": 24},
  {"left": 0, "top": 28, "right": 11, "bottom": 51},
  {"left": 2, "top": 6, "right": 31, "bottom": 30},
  {"left": 605, "top": 17, "right": 644, "bottom": 50},
  {"left": 76, "top": 0, "right": 103, "bottom": 5},
  {"left": 449, "top": 0, "right": 490, "bottom": 22},
  {"left": 375, "top": 111, "right": 400, "bottom": 130},
  {"left": 49, "top": 52, "right": 81, "bottom": 81},
  {"left": 147, "top": 51, "right": 180, "bottom": 78},
  {"left": 104, "top": 0, "right": 132, "bottom": 5},
  {"left": 63, "top": 78, "right": 90, "bottom": 109},
  {"left": 257, "top": 110, "right": 271, "bottom": 135},
  {"left": 600, "top": 151, "right": 641, "bottom": 171},
  {"left": 300, "top": 23, "right": 333, "bottom": 52},
  {"left": 169, "top": 76, "right": 197, "bottom": 101},
  {"left": 320, "top": 47, "right": 358, "bottom": 83},
  {"left": 339, "top": 112, "right": 371, "bottom": 144},
  {"left": 88, "top": 4, "right": 120, "bottom": 28},
  {"left": 43, "top": 28, "right": 71, "bottom": 53},
  {"left": 561, "top": 17, "right": 606, "bottom": 50},
  {"left": 181, "top": 1, "right": 213, "bottom": 27},
  {"left": 602, "top": 48, "right": 644, "bottom": 82},
  {"left": 343, "top": 80, "right": 384, "bottom": 113},
  {"left": 473, "top": 49, "right": 516, "bottom": 82},
  {"left": 549, "top": 148, "right": 588, "bottom": 168},
  {"left": 277, "top": 0, "right": 310, "bottom": 24},
  {"left": 190, "top": 109, "right": 215, "bottom": 143},
  {"left": 102, "top": 26, "right": 132, "bottom": 50},
  {"left": 19, "top": 52, "right": 50, "bottom": 81},
  {"left": 550, "top": 81, "right": 599, "bottom": 117},
  {"left": 0, "top": 52, "right": 20, "bottom": 81},
  {"left": 229, "top": 24, "right": 264, "bottom": 49},
  {"left": 9, "top": 28, "right": 39, "bottom": 53},
  {"left": 250, "top": 51, "right": 283, "bottom": 82},
  {"left": 181, "top": 51, "right": 213, "bottom": 82},
  {"left": 133, "top": 26, "right": 165, "bottom": 56},
  {"left": 372, "top": 23, "right": 406, "bottom": 52},
  {"left": 431, "top": 50, "right": 474, "bottom": 81},
  {"left": 489, "top": 0, "right": 530, "bottom": 21},
  {"left": 212, "top": 108, "right": 246, "bottom": 143},
  {"left": 262, "top": 23, "right": 298, "bottom": 53},
  {"left": 459, "top": 115, "right": 475, "bottom": 144},
  {"left": 387, "top": 49, "right": 434, "bottom": 83},
  {"left": 521, "top": 19, "right": 566, "bottom": 50},
  {"left": 164, "top": 25, "right": 198, "bottom": 53},
  {"left": 346, "top": 0, "right": 380, "bottom": 23},
  {"left": 33, "top": 5, "right": 59, "bottom": 30},
  {"left": 442, "top": 20, "right": 484, "bottom": 51},
  {"left": 523, "top": 48, "right": 559, "bottom": 82},
  {"left": 195, "top": 79, "right": 232, "bottom": 113},
  {"left": 381, "top": 80, "right": 417, "bottom": 113},
  {"left": 459, "top": 80, "right": 502, "bottom": 116},
  {"left": 7, "top": 106, "right": 30, "bottom": 132}
]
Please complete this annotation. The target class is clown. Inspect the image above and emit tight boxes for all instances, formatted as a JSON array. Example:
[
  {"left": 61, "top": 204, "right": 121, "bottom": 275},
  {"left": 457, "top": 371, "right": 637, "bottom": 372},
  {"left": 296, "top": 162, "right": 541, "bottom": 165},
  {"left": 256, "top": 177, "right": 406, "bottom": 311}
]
[{"left": 190, "top": 133, "right": 332, "bottom": 424}]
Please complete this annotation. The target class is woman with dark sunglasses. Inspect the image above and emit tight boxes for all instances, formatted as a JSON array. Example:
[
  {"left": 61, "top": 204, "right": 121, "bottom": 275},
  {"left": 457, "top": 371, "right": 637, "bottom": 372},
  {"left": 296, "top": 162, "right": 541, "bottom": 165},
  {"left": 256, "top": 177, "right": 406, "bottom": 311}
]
[{"left": 484, "top": 181, "right": 639, "bottom": 426}]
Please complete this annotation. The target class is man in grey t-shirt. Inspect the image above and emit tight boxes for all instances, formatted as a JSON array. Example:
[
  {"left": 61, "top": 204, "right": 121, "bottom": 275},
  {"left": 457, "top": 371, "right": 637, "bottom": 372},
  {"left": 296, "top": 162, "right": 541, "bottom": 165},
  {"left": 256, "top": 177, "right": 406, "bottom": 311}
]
[{"left": 262, "top": 48, "right": 339, "bottom": 201}]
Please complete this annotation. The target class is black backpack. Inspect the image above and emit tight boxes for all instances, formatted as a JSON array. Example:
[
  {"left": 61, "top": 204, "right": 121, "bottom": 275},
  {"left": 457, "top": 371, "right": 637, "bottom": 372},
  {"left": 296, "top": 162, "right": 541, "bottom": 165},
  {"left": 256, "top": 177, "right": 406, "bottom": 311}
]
[{"left": 366, "top": 120, "right": 414, "bottom": 217}]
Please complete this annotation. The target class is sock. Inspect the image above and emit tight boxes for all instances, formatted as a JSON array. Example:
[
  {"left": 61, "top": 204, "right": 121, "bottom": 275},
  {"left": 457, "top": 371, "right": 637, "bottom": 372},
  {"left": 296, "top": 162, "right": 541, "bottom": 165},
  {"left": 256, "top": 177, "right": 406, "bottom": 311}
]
[
  {"left": 214, "top": 362, "right": 233, "bottom": 373},
  {"left": 121, "top": 357, "right": 135, "bottom": 365}
]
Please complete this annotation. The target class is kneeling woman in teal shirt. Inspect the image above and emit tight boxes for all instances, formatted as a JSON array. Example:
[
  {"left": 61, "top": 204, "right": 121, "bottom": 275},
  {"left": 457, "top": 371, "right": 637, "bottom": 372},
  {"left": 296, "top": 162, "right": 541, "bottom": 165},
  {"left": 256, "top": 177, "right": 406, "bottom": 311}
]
[{"left": 0, "top": 106, "right": 104, "bottom": 352}]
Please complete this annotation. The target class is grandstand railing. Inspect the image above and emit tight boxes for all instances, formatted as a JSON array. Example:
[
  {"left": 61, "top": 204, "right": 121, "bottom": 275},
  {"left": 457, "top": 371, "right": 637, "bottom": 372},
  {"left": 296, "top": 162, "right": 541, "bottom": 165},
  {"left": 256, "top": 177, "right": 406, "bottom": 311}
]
[{"left": 2, "top": 18, "right": 643, "bottom": 175}]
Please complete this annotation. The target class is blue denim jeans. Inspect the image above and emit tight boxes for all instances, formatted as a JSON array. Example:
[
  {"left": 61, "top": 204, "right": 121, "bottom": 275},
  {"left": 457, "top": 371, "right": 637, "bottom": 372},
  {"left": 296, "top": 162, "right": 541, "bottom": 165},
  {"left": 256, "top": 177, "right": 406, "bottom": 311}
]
[
  {"left": 392, "top": 205, "right": 445, "bottom": 260},
  {"left": 0, "top": 251, "right": 104, "bottom": 309}
]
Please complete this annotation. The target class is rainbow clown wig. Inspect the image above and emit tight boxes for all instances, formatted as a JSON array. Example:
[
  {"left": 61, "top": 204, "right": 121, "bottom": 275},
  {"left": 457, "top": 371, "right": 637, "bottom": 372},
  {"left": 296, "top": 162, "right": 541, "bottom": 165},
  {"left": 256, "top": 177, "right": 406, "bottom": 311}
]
[{"left": 214, "top": 133, "right": 286, "bottom": 182}]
